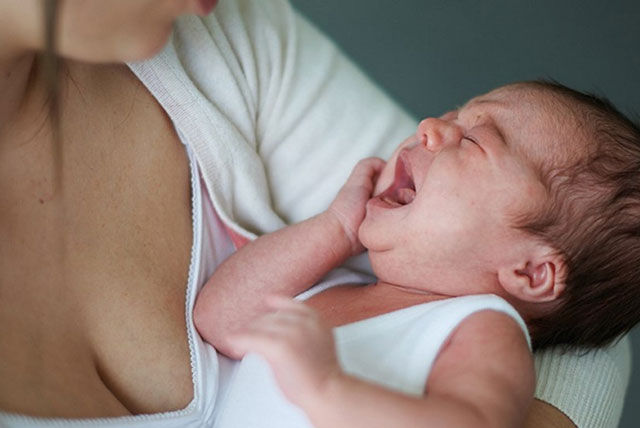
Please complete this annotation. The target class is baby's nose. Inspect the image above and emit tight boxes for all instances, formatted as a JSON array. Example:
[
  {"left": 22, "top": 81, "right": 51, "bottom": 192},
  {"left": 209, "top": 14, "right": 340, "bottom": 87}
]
[{"left": 416, "top": 118, "right": 463, "bottom": 152}]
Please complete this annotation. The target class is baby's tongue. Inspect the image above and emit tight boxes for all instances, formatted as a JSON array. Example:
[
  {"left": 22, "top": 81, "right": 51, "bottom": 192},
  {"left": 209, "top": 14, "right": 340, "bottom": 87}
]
[{"left": 396, "top": 188, "right": 415, "bottom": 205}]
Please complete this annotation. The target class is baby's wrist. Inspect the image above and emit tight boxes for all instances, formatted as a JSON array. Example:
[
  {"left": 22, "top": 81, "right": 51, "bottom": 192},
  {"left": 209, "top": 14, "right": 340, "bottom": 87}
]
[
  {"left": 322, "top": 209, "right": 362, "bottom": 257},
  {"left": 303, "top": 370, "right": 350, "bottom": 425}
]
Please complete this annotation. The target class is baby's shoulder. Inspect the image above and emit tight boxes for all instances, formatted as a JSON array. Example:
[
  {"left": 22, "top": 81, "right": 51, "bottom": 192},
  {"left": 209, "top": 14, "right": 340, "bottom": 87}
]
[
  {"left": 449, "top": 309, "right": 530, "bottom": 352},
  {"left": 425, "top": 310, "right": 535, "bottom": 422},
  {"left": 429, "top": 309, "right": 534, "bottom": 388}
]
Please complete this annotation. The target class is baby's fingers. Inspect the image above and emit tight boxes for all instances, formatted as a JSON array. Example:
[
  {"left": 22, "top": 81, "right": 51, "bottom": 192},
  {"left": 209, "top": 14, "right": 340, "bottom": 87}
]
[
  {"left": 226, "top": 307, "right": 300, "bottom": 355},
  {"left": 226, "top": 329, "right": 274, "bottom": 359},
  {"left": 359, "top": 156, "right": 386, "bottom": 172},
  {"left": 265, "top": 296, "right": 317, "bottom": 317},
  {"left": 227, "top": 318, "right": 290, "bottom": 360},
  {"left": 350, "top": 157, "right": 386, "bottom": 183}
]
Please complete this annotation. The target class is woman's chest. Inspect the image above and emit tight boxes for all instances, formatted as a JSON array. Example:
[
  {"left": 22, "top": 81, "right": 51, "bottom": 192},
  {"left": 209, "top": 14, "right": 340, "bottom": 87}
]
[{"left": 0, "top": 66, "right": 196, "bottom": 417}]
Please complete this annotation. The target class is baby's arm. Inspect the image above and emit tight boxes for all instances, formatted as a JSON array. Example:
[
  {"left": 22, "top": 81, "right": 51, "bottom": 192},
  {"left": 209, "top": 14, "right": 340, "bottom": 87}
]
[
  {"left": 194, "top": 158, "right": 385, "bottom": 358},
  {"left": 230, "top": 299, "right": 535, "bottom": 428}
]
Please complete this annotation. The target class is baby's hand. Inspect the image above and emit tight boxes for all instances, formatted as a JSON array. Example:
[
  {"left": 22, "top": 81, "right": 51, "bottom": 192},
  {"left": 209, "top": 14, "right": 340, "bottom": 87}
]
[
  {"left": 227, "top": 297, "right": 342, "bottom": 410},
  {"left": 328, "top": 157, "right": 386, "bottom": 255}
]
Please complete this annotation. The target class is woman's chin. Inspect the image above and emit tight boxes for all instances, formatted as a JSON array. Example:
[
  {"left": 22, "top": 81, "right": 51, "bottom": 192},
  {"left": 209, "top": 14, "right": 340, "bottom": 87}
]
[{"left": 121, "top": 29, "right": 173, "bottom": 62}]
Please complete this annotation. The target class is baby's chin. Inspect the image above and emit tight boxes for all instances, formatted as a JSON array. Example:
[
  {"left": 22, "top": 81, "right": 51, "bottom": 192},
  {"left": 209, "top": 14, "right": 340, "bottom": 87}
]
[
  {"left": 356, "top": 221, "right": 368, "bottom": 249},
  {"left": 357, "top": 215, "right": 377, "bottom": 252}
]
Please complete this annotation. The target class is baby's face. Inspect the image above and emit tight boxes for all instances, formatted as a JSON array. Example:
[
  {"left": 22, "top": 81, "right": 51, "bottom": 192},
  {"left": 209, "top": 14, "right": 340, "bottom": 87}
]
[{"left": 359, "top": 85, "right": 580, "bottom": 293}]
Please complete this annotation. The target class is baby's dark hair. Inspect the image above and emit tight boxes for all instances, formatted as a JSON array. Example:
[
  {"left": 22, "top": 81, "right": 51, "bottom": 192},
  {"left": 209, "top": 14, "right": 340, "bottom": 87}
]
[{"left": 513, "top": 80, "right": 640, "bottom": 351}]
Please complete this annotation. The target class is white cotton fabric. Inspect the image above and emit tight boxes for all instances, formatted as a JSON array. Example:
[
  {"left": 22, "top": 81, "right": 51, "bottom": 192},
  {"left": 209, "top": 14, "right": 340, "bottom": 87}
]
[
  {"left": 0, "top": 0, "right": 631, "bottom": 426},
  {"left": 212, "top": 295, "right": 531, "bottom": 428}
]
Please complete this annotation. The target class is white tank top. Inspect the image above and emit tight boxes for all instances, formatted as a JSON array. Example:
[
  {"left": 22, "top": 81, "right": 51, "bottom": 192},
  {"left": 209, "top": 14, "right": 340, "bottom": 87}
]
[
  {"left": 0, "top": 142, "right": 237, "bottom": 427},
  {"left": 212, "top": 294, "right": 531, "bottom": 428}
]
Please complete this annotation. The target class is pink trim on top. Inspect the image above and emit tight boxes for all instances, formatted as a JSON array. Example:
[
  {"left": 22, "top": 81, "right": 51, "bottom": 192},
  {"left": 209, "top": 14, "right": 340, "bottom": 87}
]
[{"left": 225, "top": 225, "right": 251, "bottom": 249}]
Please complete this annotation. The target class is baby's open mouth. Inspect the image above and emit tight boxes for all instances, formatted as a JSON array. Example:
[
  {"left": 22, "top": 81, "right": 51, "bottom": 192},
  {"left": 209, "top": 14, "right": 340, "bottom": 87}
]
[{"left": 377, "top": 152, "right": 416, "bottom": 207}]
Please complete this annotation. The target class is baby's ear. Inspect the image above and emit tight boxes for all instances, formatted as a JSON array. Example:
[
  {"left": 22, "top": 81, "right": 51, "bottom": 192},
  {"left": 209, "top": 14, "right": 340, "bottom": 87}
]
[{"left": 497, "top": 248, "right": 566, "bottom": 304}]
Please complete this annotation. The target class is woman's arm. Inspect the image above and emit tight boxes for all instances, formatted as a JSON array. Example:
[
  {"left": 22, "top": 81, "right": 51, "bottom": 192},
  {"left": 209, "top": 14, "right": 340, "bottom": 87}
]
[
  {"left": 525, "top": 400, "right": 576, "bottom": 428},
  {"left": 194, "top": 158, "right": 385, "bottom": 358},
  {"left": 529, "top": 335, "right": 631, "bottom": 428},
  {"left": 229, "top": 299, "right": 535, "bottom": 428}
]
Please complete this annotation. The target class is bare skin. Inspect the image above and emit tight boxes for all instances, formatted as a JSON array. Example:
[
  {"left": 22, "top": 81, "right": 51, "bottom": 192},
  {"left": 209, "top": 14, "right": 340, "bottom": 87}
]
[
  {"left": 0, "top": 62, "right": 193, "bottom": 417},
  {"left": 525, "top": 400, "right": 577, "bottom": 428}
]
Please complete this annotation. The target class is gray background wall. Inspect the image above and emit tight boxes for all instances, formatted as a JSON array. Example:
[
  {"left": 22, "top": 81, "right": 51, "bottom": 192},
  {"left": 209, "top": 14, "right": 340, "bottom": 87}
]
[{"left": 290, "top": 0, "right": 639, "bottom": 426}]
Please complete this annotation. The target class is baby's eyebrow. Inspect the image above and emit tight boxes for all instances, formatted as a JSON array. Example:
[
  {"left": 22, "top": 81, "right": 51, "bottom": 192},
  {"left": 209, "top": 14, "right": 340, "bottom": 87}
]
[
  {"left": 460, "top": 96, "right": 494, "bottom": 111},
  {"left": 459, "top": 98, "right": 510, "bottom": 147},
  {"left": 458, "top": 96, "right": 484, "bottom": 111}
]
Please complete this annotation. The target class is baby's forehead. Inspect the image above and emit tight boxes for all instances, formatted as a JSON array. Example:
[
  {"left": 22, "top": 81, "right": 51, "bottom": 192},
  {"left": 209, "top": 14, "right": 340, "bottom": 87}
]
[
  {"left": 484, "top": 84, "right": 589, "bottom": 125},
  {"left": 462, "top": 89, "right": 548, "bottom": 143},
  {"left": 472, "top": 84, "right": 563, "bottom": 113},
  {"left": 462, "top": 85, "right": 592, "bottom": 181}
]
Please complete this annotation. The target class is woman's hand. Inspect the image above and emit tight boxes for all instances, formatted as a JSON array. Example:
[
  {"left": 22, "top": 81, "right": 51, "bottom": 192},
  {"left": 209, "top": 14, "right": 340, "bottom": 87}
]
[
  {"left": 326, "top": 157, "right": 386, "bottom": 255},
  {"left": 227, "top": 297, "right": 343, "bottom": 410}
]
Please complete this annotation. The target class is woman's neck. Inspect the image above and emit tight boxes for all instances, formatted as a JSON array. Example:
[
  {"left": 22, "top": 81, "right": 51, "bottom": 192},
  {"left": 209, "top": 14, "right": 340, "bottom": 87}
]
[
  {"left": 0, "top": 54, "right": 39, "bottom": 135},
  {"left": 0, "top": 0, "right": 46, "bottom": 135}
]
